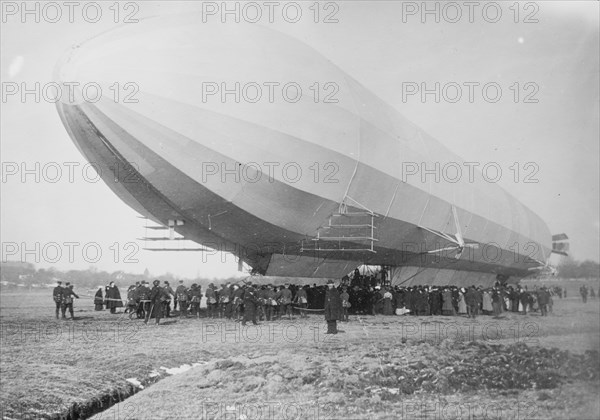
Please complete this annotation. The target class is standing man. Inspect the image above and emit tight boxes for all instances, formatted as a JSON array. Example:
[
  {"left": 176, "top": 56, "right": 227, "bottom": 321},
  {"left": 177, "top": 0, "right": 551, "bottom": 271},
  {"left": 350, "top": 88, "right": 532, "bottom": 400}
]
[
  {"left": 491, "top": 287, "right": 502, "bottom": 318},
  {"left": 106, "top": 282, "right": 123, "bottom": 314},
  {"left": 53, "top": 281, "right": 64, "bottom": 319},
  {"left": 537, "top": 286, "right": 550, "bottom": 316},
  {"left": 219, "top": 284, "right": 231, "bottom": 319},
  {"left": 580, "top": 285, "right": 588, "bottom": 303},
  {"left": 163, "top": 281, "right": 175, "bottom": 317},
  {"left": 61, "top": 283, "right": 79, "bottom": 320},
  {"left": 94, "top": 287, "right": 104, "bottom": 311},
  {"left": 232, "top": 284, "right": 244, "bottom": 322},
  {"left": 295, "top": 286, "right": 308, "bottom": 319},
  {"left": 279, "top": 284, "right": 293, "bottom": 320},
  {"left": 175, "top": 280, "right": 188, "bottom": 317},
  {"left": 146, "top": 280, "right": 163, "bottom": 325},
  {"left": 324, "top": 279, "right": 342, "bottom": 334},
  {"left": 340, "top": 286, "right": 350, "bottom": 321},
  {"left": 465, "top": 286, "right": 479, "bottom": 319},
  {"left": 189, "top": 284, "right": 202, "bottom": 318},
  {"left": 242, "top": 282, "right": 259, "bottom": 326},
  {"left": 137, "top": 281, "right": 151, "bottom": 319},
  {"left": 205, "top": 283, "right": 217, "bottom": 318}
]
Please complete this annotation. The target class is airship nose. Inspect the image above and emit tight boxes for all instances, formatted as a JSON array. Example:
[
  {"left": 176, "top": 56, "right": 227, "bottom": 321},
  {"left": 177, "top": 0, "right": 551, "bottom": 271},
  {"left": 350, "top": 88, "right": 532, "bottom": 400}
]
[{"left": 53, "top": 40, "right": 111, "bottom": 107}]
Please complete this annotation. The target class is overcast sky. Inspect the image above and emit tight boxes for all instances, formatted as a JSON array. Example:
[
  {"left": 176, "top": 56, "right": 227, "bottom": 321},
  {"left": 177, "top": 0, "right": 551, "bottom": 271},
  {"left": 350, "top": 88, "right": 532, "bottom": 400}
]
[{"left": 1, "top": 1, "right": 598, "bottom": 279}]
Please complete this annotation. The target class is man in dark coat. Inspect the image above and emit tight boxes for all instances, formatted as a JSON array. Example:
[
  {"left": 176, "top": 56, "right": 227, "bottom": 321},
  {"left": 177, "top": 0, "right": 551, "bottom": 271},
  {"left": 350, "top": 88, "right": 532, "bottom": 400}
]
[
  {"left": 163, "top": 281, "right": 175, "bottom": 317},
  {"left": 580, "top": 285, "right": 588, "bottom": 303},
  {"left": 520, "top": 289, "right": 532, "bottom": 314},
  {"left": 105, "top": 282, "right": 123, "bottom": 314},
  {"left": 430, "top": 287, "right": 442, "bottom": 315},
  {"left": 61, "top": 283, "right": 79, "bottom": 320},
  {"left": 175, "top": 281, "right": 188, "bottom": 317},
  {"left": 188, "top": 284, "right": 202, "bottom": 317},
  {"left": 145, "top": 280, "right": 164, "bottom": 325},
  {"left": 94, "top": 287, "right": 104, "bottom": 311},
  {"left": 205, "top": 283, "right": 217, "bottom": 318},
  {"left": 242, "top": 283, "right": 259, "bottom": 326},
  {"left": 53, "top": 282, "right": 64, "bottom": 319},
  {"left": 537, "top": 287, "right": 550, "bottom": 316},
  {"left": 137, "top": 281, "right": 150, "bottom": 319},
  {"left": 465, "top": 286, "right": 479, "bottom": 318},
  {"left": 324, "top": 279, "right": 342, "bottom": 334}
]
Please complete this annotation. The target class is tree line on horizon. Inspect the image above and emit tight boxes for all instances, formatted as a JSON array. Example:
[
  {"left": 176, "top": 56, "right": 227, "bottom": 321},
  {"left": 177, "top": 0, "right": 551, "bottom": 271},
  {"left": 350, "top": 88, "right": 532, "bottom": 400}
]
[
  {"left": 0, "top": 262, "right": 240, "bottom": 290},
  {"left": 1, "top": 259, "right": 598, "bottom": 289}
]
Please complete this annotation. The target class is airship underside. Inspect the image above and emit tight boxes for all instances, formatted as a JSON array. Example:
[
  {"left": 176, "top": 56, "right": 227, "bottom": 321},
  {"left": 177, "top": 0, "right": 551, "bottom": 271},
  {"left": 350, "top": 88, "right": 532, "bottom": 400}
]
[{"left": 55, "top": 15, "right": 554, "bottom": 287}]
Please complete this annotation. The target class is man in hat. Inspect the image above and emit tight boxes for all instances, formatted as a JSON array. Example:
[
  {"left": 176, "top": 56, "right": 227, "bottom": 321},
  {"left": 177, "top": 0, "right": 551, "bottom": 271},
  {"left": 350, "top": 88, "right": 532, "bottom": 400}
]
[
  {"left": 324, "top": 279, "right": 342, "bottom": 334},
  {"left": 125, "top": 285, "right": 138, "bottom": 318},
  {"left": 265, "top": 285, "right": 277, "bottom": 321},
  {"left": 278, "top": 283, "right": 293, "bottom": 320},
  {"left": 465, "top": 286, "right": 479, "bottom": 318},
  {"left": 94, "top": 286, "right": 104, "bottom": 311},
  {"left": 219, "top": 283, "right": 231, "bottom": 319},
  {"left": 537, "top": 286, "right": 551, "bottom": 316},
  {"left": 146, "top": 280, "right": 164, "bottom": 325},
  {"left": 137, "top": 281, "right": 151, "bottom": 319},
  {"left": 175, "top": 280, "right": 188, "bottom": 317},
  {"left": 53, "top": 281, "right": 64, "bottom": 319},
  {"left": 163, "top": 281, "right": 175, "bottom": 317},
  {"left": 295, "top": 285, "right": 309, "bottom": 318},
  {"left": 232, "top": 284, "right": 244, "bottom": 322},
  {"left": 205, "top": 283, "right": 217, "bottom": 318},
  {"left": 242, "top": 282, "right": 259, "bottom": 326},
  {"left": 340, "top": 286, "right": 350, "bottom": 321},
  {"left": 61, "top": 283, "right": 79, "bottom": 320},
  {"left": 257, "top": 285, "right": 268, "bottom": 321},
  {"left": 189, "top": 284, "right": 202, "bottom": 318},
  {"left": 106, "top": 281, "right": 123, "bottom": 314}
]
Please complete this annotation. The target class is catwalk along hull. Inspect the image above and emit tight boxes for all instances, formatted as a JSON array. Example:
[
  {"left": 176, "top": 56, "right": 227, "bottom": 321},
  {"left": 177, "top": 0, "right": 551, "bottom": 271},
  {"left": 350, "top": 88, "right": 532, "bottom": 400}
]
[{"left": 55, "top": 14, "right": 552, "bottom": 286}]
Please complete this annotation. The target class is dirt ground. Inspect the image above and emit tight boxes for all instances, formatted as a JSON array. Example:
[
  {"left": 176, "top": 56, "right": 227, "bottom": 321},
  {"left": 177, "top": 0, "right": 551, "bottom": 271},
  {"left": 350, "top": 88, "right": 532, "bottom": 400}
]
[{"left": 1, "top": 287, "right": 599, "bottom": 419}]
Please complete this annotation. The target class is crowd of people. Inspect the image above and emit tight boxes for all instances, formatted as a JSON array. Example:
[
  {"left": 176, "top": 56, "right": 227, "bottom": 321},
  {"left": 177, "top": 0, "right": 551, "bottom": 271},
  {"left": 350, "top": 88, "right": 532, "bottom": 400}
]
[{"left": 54, "top": 270, "right": 596, "bottom": 324}]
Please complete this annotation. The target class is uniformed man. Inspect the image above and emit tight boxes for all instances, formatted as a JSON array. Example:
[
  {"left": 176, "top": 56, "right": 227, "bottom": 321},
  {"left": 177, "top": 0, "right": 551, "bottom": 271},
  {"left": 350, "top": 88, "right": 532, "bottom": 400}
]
[
  {"left": 163, "top": 281, "right": 175, "bottom": 317},
  {"left": 232, "top": 284, "right": 244, "bottom": 322},
  {"left": 175, "top": 280, "right": 188, "bottom": 317},
  {"left": 537, "top": 286, "right": 551, "bottom": 316},
  {"left": 188, "top": 284, "right": 202, "bottom": 318},
  {"left": 61, "top": 283, "right": 79, "bottom": 320},
  {"left": 278, "top": 284, "right": 293, "bottom": 320},
  {"left": 205, "top": 283, "right": 217, "bottom": 318},
  {"left": 340, "top": 286, "right": 350, "bottom": 322},
  {"left": 137, "top": 281, "right": 151, "bottom": 319},
  {"left": 257, "top": 285, "right": 268, "bottom": 321},
  {"left": 465, "top": 286, "right": 479, "bottom": 318},
  {"left": 126, "top": 285, "right": 138, "bottom": 318},
  {"left": 145, "top": 280, "right": 164, "bottom": 325},
  {"left": 580, "top": 285, "right": 588, "bottom": 303},
  {"left": 295, "top": 286, "right": 308, "bottom": 318},
  {"left": 242, "top": 283, "right": 259, "bottom": 326},
  {"left": 324, "top": 280, "right": 342, "bottom": 334},
  {"left": 53, "top": 281, "right": 64, "bottom": 319},
  {"left": 219, "top": 284, "right": 231, "bottom": 319},
  {"left": 265, "top": 285, "right": 277, "bottom": 321}
]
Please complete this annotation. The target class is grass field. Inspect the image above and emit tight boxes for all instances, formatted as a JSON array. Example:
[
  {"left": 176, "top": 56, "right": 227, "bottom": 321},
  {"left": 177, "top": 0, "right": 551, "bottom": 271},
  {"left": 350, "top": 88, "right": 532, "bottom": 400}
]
[{"left": 1, "top": 284, "right": 599, "bottom": 419}]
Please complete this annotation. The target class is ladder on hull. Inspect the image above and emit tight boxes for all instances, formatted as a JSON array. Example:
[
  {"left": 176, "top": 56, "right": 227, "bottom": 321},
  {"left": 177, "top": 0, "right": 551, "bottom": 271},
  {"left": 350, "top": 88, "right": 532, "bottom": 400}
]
[{"left": 303, "top": 197, "right": 378, "bottom": 253}]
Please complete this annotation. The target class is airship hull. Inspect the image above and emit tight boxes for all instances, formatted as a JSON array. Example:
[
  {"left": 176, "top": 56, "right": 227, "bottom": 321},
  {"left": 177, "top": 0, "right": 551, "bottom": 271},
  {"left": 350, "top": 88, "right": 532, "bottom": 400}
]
[{"left": 55, "top": 15, "right": 552, "bottom": 286}]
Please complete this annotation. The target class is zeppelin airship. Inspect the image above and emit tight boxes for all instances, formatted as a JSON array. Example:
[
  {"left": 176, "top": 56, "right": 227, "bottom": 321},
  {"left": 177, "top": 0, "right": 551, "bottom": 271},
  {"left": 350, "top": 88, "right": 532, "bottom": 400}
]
[{"left": 54, "top": 14, "right": 566, "bottom": 287}]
